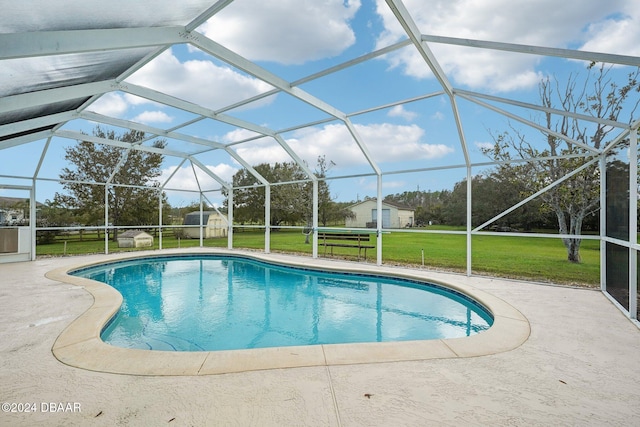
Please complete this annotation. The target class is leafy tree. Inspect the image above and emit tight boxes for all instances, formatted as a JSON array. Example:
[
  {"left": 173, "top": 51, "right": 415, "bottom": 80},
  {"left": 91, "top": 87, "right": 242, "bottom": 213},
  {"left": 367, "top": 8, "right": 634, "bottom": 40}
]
[
  {"left": 484, "top": 64, "right": 640, "bottom": 262},
  {"left": 437, "top": 173, "right": 551, "bottom": 230},
  {"left": 54, "top": 126, "right": 168, "bottom": 239},
  {"left": 385, "top": 190, "right": 449, "bottom": 225},
  {"left": 226, "top": 156, "right": 349, "bottom": 228},
  {"left": 480, "top": 169, "right": 549, "bottom": 231},
  {"left": 440, "top": 181, "right": 467, "bottom": 226},
  {"left": 35, "top": 199, "right": 71, "bottom": 244},
  {"left": 228, "top": 162, "right": 307, "bottom": 226}
]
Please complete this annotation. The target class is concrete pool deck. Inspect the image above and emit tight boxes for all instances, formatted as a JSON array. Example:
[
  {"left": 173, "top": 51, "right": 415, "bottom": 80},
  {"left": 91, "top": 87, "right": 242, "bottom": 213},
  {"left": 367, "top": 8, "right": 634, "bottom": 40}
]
[
  {"left": 45, "top": 249, "right": 529, "bottom": 376},
  {"left": 1, "top": 248, "right": 639, "bottom": 426}
]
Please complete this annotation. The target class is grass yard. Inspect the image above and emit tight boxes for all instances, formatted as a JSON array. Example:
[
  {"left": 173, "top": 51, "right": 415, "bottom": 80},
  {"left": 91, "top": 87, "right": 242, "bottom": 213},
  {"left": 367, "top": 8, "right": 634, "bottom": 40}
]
[
  {"left": 36, "top": 227, "right": 600, "bottom": 286},
  {"left": 370, "top": 231, "right": 599, "bottom": 286}
]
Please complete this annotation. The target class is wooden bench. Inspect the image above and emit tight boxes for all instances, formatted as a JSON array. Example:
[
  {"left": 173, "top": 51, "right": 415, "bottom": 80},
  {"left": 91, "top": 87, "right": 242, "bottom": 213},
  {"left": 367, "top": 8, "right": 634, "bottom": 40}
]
[{"left": 317, "top": 231, "right": 375, "bottom": 261}]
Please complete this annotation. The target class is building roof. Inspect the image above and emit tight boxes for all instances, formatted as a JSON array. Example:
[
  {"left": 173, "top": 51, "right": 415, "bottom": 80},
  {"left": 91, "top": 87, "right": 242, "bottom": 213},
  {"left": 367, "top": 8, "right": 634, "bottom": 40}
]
[{"left": 184, "top": 211, "right": 226, "bottom": 225}]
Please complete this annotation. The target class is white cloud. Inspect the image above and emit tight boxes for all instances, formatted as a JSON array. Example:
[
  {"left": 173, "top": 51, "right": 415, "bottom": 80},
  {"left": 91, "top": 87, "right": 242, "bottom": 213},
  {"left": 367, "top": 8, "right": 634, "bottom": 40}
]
[
  {"left": 161, "top": 163, "right": 238, "bottom": 192},
  {"left": 123, "top": 93, "right": 159, "bottom": 106},
  {"left": 133, "top": 111, "right": 174, "bottom": 124},
  {"left": 388, "top": 105, "right": 418, "bottom": 121},
  {"left": 353, "top": 123, "right": 454, "bottom": 163},
  {"left": 580, "top": 11, "right": 640, "bottom": 56},
  {"left": 221, "top": 128, "right": 263, "bottom": 144},
  {"left": 204, "top": 163, "right": 238, "bottom": 184},
  {"left": 474, "top": 141, "right": 494, "bottom": 151},
  {"left": 87, "top": 92, "right": 129, "bottom": 117},
  {"left": 89, "top": 48, "right": 277, "bottom": 120},
  {"left": 374, "top": 0, "right": 636, "bottom": 91},
  {"left": 234, "top": 122, "right": 454, "bottom": 167},
  {"left": 126, "top": 50, "right": 275, "bottom": 111},
  {"left": 199, "top": 0, "right": 361, "bottom": 64},
  {"left": 234, "top": 138, "right": 293, "bottom": 165},
  {"left": 431, "top": 111, "right": 445, "bottom": 121}
]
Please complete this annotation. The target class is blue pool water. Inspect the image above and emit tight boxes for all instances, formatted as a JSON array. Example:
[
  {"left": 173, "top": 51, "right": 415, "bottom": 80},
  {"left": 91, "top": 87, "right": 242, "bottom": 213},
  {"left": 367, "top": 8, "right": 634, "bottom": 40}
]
[{"left": 71, "top": 255, "right": 493, "bottom": 351}]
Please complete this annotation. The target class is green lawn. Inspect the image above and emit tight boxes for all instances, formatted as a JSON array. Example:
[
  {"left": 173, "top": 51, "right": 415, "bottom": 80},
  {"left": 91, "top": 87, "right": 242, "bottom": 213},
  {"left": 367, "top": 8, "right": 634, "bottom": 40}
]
[{"left": 36, "top": 227, "right": 600, "bottom": 286}]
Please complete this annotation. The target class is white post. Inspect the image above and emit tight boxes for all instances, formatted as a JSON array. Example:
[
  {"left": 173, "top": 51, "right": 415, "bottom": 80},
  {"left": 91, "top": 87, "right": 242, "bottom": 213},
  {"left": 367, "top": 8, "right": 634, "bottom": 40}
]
[
  {"left": 466, "top": 166, "right": 472, "bottom": 276},
  {"left": 158, "top": 191, "right": 163, "bottom": 250},
  {"left": 600, "top": 156, "right": 607, "bottom": 292},
  {"left": 227, "top": 188, "right": 234, "bottom": 249},
  {"left": 199, "top": 194, "right": 204, "bottom": 247},
  {"left": 312, "top": 180, "right": 318, "bottom": 259},
  {"left": 376, "top": 174, "right": 383, "bottom": 266},
  {"left": 30, "top": 182, "right": 36, "bottom": 261},
  {"left": 265, "top": 185, "right": 271, "bottom": 254},
  {"left": 104, "top": 185, "right": 109, "bottom": 254},
  {"left": 629, "top": 128, "right": 638, "bottom": 319}
]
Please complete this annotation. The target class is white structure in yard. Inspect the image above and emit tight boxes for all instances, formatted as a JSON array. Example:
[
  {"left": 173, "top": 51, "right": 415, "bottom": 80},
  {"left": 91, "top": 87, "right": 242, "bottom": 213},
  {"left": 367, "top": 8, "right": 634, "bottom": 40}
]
[
  {"left": 183, "top": 211, "right": 228, "bottom": 238},
  {"left": 117, "top": 230, "right": 153, "bottom": 248},
  {"left": 346, "top": 199, "right": 414, "bottom": 229}
]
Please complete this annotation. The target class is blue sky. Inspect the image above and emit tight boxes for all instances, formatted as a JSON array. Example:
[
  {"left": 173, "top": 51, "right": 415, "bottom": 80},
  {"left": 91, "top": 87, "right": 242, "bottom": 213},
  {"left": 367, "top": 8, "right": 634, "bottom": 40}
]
[{"left": 3, "top": 0, "right": 640, "bottom": 208}]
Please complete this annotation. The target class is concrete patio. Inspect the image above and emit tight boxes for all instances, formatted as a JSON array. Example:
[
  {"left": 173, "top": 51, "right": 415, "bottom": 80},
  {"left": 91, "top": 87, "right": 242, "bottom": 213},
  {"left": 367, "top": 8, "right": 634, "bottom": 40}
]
[{"left": 1, "top": 249, "right": 639, "bottom": 426}]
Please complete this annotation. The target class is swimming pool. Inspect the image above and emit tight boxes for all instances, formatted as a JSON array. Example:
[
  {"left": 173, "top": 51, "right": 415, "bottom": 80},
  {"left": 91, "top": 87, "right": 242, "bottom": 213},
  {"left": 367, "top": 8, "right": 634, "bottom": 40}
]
[
  {"left": 48, "top": 250, "right": 529, "bottom": 375},
  {"left": 71, "top": 254, "right": 493, "bottom": 352}
]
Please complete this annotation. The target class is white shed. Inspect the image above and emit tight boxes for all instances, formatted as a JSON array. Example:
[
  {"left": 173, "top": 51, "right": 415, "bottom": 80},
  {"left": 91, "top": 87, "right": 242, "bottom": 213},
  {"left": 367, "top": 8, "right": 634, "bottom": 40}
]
[
  {"left": 117, "top": 230, "right": 154, "bottom": 248},
  {"left": 345, "top": 199, "right": 414, "bottom": 229},
  {"left": 183, "top": 211, "right": 228, "bottom": 238}
]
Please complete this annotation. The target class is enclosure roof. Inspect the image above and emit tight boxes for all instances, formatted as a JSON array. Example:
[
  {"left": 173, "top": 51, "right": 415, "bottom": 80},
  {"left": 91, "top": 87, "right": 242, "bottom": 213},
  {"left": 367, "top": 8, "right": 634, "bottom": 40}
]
[{"left": 1, "top": 1, "right": 639, "bottom": 198}]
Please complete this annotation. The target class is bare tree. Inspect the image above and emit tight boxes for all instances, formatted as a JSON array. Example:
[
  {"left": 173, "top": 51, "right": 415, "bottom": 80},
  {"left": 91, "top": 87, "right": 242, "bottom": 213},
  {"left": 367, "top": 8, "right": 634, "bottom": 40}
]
[{"left": 486, "top": 64, "right": 639, "bottom": 262}]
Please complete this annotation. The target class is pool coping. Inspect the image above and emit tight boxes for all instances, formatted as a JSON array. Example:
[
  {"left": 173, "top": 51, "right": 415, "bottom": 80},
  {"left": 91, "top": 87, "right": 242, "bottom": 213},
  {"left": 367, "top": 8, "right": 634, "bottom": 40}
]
[{"left": 46, "top": 249, "right": 530, "bottom": 376}]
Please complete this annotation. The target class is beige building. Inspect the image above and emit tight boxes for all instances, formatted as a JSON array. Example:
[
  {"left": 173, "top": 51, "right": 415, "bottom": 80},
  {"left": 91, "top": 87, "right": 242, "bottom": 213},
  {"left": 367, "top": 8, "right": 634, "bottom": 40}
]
[
  {"left": 117, "top": 230, "right": 154, "bottom": 248},
  {"left": 183, "top": 211, "right": 228, "bottom": 238},
  {"left": 345, "top": 199, "right": 414, "bottom": 229}
]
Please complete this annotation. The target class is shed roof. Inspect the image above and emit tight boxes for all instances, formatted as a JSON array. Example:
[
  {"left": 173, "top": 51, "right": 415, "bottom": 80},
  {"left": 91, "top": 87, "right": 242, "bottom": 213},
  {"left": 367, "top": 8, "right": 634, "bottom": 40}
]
[{"left": 118, "top": 230, "right": 152, "bottom": 238}]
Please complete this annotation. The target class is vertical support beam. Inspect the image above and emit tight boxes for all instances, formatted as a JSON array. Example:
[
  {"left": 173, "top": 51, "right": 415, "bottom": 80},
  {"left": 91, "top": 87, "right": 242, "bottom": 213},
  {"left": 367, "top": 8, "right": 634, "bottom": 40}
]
[
  {"left": 376, "top": 282, "right": 383, "bottom": 341},
  {"left": 312, "top": 180, "right": 318, "bottom": 258},
  {"left": 376, "top": 175, "right": 383, "bottom": 266},
  {"left": 30, "top": 182, "right": 36, "bottom": 261},
  {"left": 199, "top": 194, "right": 204, "bottom": 247},
  {"left": 629, "top": 128, "right": 638, "bottom": 319},
  {"left": 466, "top": 166, "right": 472, "bottom": 276},
  {"left": 600, "top": 156, "right": 607, "bottom": 292},
  {"left": 265, "top": 185, "right": 271, "bottom": 254},
  {"left": 158, "top": 191, "right": 163, "bottom": 250},
  {"left": 104, "top": 185, "right": 109, "bottom": 254},
  {"left": 32, "top": 137, "right": 51, "bottom": 261},
  {"left": 227, "top": 188, "right": 234, "bottom": 249}
]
